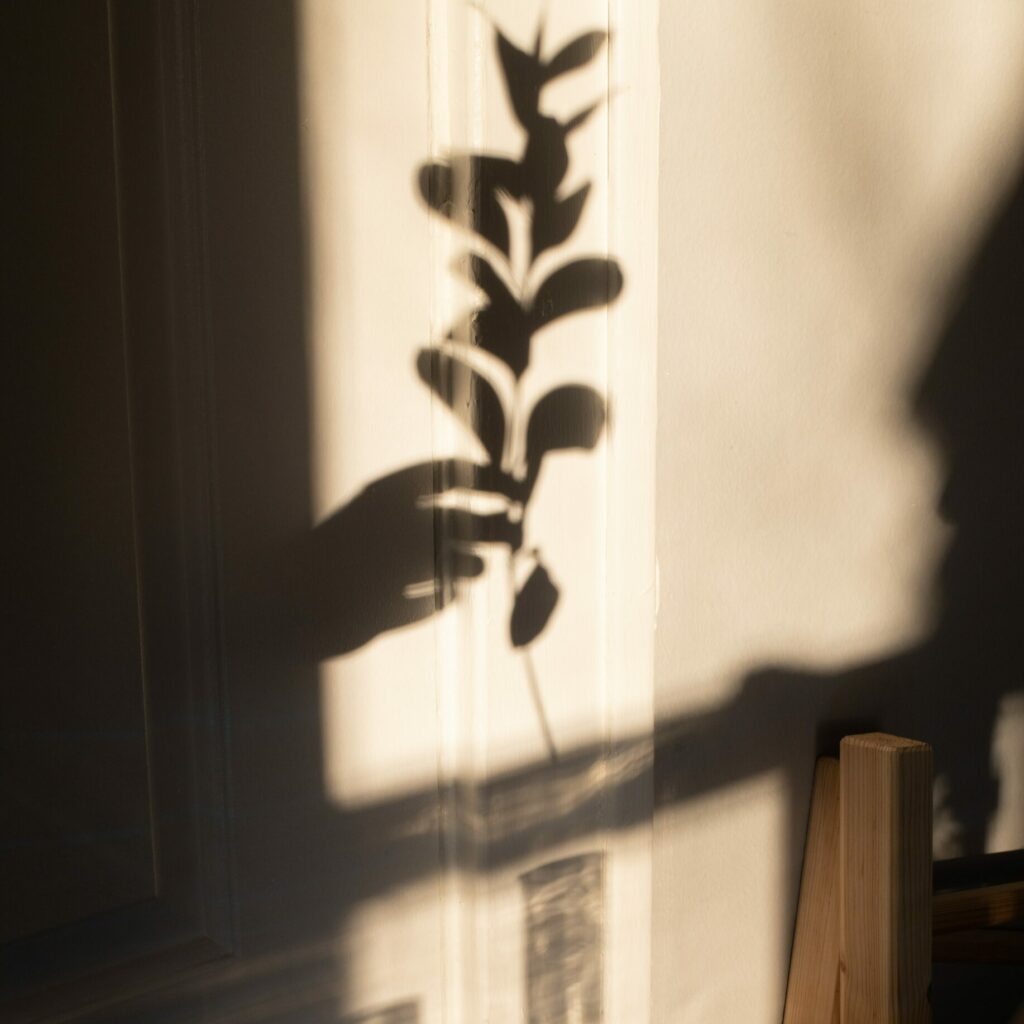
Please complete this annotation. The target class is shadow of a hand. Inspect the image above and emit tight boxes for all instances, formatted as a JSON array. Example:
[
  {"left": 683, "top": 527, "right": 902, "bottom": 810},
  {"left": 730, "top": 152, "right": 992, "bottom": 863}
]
[{"left": 305, "top": 459, "right": 522, "bottom": 658}]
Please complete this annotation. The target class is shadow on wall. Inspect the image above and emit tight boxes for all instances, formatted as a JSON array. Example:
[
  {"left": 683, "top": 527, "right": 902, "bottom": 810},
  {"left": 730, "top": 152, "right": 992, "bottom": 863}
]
[
  {"left": 297, "top": 139, "right": 1024, "bottom": 1021},
  {"left": 653, "top": 166, "right": 1024, "bottom": 1020},
  {"left": 304, "top": 21, "right": 620, "bottom": 673},
  {"left": 10, "top": 0, "right": 1024, "bottom": 1020},
  {"left": 105, "top": 9, "right": 622, "bottom": 1022},
  {"left": 655, "top": 164, "right": 1024, "bottom": 850},
  {"left": 124, "top": 15, "right": 1024, "bottom": 1023},
  {"left": 295, "top": 91, "right": 1024, "bottom": 1022},
  {"left": 256, "top": 0, "right": 1024, "bottom": 1003}
]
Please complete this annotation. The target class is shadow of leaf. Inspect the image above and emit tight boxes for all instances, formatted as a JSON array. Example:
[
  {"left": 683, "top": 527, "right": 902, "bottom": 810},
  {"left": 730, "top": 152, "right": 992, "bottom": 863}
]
[
  {"left": 417, "top": 347, "right": 505, "bottom": 464},
  {"left": 418, "top": 155, "right": 523, "bottom": 257},
  {"left": 451, "top": 305, "right": 531, "bottom": 381},
  {"left": 511, "top": 561, "right": 559, "bottom": 647},
  {"left": 497, "top": 29, "right": 543, "bottom": 129},
  {"left": 544, "top": 30, "right": 608, "bottom": 83},
  {"left": 454, "top": 252, "right": 518, "bottom": 309},
  {"left": 521, "top": 116, "right": 572, "bottom": 203},
  {"left": 526, "top": 385, "right": 607, "bottom": 492},
  {"left": 532, "top": 184, "right": 590, "bottom": 261},
  {"left": 530, "top": 258, "right": 624, "bottom": 331},
  {"left": 563, "top": 99, "right": 604, "bottom": 134}
]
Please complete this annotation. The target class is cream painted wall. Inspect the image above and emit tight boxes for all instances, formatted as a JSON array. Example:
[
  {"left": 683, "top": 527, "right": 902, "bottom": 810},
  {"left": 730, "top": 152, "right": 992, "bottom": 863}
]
[
  {"left": 294, "top": 1, "right": 1024, "bottom": 1019},
  {"left": 299, "top": 1, "right": 657, "bottom": 1020},
  {"left": 654, "top": 3, "right": 1024, "bottom": 1021}
]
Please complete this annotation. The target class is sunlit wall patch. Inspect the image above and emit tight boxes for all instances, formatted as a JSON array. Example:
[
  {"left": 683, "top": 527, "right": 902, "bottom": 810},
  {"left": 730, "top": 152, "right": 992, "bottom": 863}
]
[{"left": 417, "top": 17, "right": 622, "bottom": 759}]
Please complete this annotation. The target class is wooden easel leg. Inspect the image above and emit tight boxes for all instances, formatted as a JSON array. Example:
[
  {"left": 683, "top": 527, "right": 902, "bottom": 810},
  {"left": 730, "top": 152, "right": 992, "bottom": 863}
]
[
  {"left": 840, "top": 733, "right": 933, "bottom": 1023},
  {"left": 784, "top": 757, "right": 841, "bottom": 1024}
]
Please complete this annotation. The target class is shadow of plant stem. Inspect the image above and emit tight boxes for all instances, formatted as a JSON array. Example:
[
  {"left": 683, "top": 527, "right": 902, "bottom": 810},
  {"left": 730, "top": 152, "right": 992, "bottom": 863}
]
[{"left": 417, "top": 18, "right": 624, "bottom": 759}]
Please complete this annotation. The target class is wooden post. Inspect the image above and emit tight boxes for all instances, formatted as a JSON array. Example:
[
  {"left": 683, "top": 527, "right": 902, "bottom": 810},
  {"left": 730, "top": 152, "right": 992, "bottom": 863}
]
[
  {"left": 784, "top": 757, "right": 841, "bottom": 1023},
  {"left": 840, "top": 733, "right": 933, "bottom": 1023}
]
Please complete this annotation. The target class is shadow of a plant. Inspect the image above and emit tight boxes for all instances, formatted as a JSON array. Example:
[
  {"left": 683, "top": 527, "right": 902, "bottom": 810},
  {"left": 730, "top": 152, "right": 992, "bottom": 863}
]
[
  {"left": 417, "top": 20, "right": 621, "bottom": 650},
  {"left": 306, "top": 19, "right": 622, "bottom": 753}
]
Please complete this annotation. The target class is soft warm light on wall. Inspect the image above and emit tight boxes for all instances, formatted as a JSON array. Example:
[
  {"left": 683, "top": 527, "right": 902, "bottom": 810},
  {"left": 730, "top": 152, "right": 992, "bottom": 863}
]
[
  {"left": 654, "top": 3, "right": 1024, "bottom": 1020},
  {"left": 297, "top": 1, "right": 658, "bottom": 1021}
]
